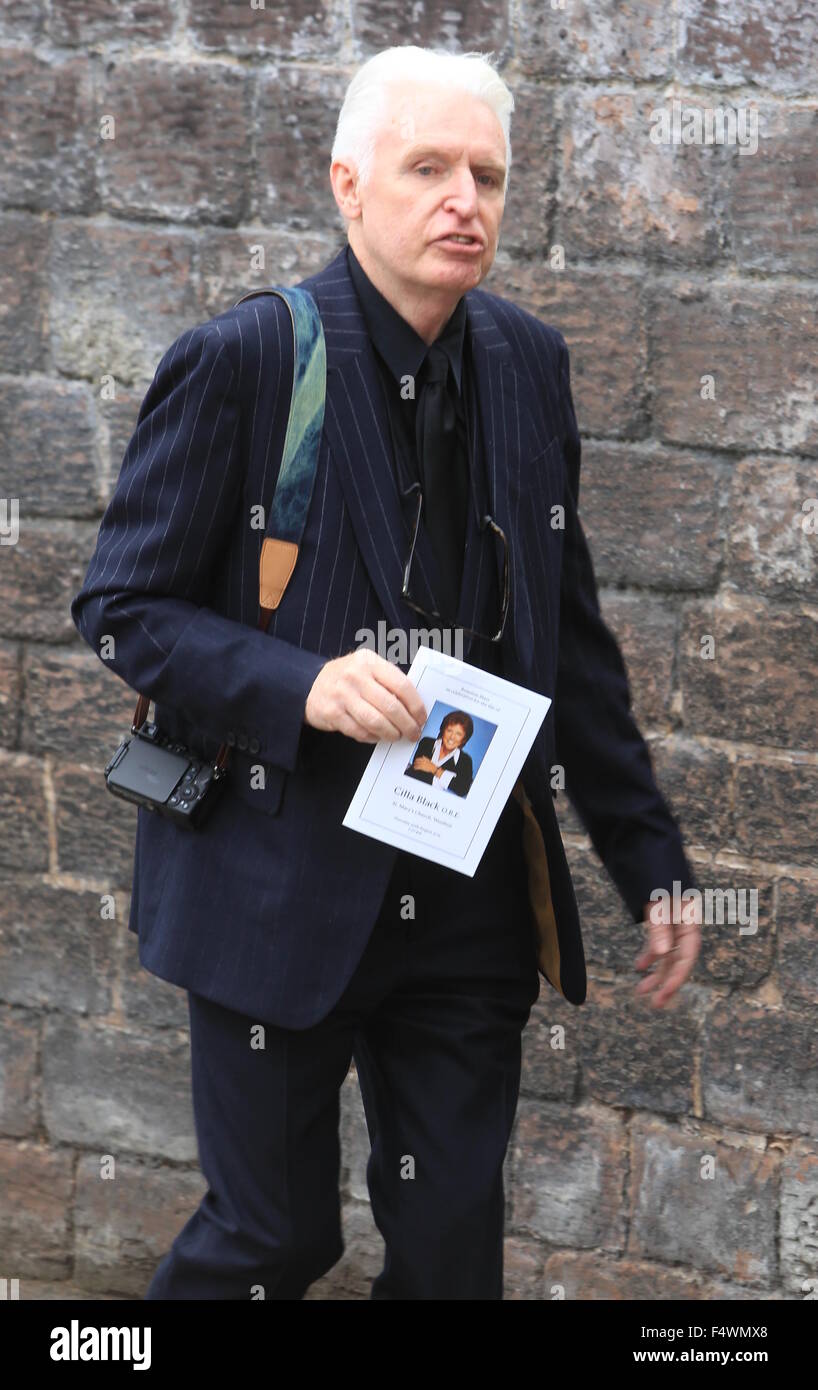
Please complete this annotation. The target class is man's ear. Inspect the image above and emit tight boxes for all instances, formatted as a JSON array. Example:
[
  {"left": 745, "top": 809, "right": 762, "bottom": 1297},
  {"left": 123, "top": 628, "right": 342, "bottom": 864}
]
[{"left": 329, "top": 157, "right": 363, "bottom": 223}]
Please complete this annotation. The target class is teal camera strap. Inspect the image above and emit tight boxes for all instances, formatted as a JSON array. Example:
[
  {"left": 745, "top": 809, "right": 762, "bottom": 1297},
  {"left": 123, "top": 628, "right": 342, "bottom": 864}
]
[{"left": 232, "top": 285, "right": 327, "bottom": 626}]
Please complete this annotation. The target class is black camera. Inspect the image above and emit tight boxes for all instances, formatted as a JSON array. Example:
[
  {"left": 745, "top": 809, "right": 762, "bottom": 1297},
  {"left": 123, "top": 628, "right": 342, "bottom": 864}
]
[{"left": 104, "top": 719, "right": 228, "bottom": 829}]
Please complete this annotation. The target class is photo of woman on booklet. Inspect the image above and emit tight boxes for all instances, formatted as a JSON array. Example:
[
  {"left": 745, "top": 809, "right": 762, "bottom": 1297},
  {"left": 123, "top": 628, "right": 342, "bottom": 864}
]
[{"left": 404, "top": 709, "right": 477, "bottom": 798}]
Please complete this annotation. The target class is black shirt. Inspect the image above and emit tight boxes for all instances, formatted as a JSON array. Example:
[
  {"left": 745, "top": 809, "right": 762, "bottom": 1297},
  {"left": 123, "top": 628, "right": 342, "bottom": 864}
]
[{"left": 345, "top": 241, "right": 470, "bottom": 615}]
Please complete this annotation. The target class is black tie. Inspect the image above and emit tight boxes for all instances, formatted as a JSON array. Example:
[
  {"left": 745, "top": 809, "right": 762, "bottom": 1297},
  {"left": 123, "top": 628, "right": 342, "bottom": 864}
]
[{"left": 415, "top": 344, "right": 461, "bottom": 622}]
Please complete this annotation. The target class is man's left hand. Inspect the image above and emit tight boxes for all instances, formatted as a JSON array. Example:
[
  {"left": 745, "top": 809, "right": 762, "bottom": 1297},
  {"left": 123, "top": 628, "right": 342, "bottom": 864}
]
[{"left": 634, "top": 896, "right": 702, "bottom": 1008}]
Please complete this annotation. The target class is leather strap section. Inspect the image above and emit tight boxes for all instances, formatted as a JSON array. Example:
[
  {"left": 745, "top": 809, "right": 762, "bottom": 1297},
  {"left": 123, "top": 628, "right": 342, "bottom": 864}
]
[
  {"left": 132, "top": 694, "right": 150, "bottom": 731},
  {"left": 259, "top": 536, "right": 299, "bottom": 611}
]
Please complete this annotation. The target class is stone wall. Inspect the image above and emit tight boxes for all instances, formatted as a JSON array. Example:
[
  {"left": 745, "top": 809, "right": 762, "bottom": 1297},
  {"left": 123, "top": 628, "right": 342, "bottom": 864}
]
[{"left": 0, "top": 1, "right": 815, "bottom": 1300}]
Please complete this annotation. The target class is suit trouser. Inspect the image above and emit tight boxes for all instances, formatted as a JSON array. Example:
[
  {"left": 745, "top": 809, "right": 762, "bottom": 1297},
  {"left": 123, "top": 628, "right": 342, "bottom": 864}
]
[{"left": 144, "top": 792, "right": 541, "bottom": 1300}]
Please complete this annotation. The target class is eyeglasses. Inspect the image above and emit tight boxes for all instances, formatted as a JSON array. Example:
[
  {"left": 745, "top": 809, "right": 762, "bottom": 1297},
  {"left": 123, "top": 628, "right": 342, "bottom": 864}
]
[{"left": 400, "top": 482, "right": 510, "bottom": 643}]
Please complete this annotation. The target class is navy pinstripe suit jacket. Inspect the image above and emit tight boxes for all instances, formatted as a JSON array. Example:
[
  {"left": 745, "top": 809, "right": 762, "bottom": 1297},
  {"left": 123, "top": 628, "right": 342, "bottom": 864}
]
[{"left": 71, "top": 242, "right": 696, "bottom": 1026}]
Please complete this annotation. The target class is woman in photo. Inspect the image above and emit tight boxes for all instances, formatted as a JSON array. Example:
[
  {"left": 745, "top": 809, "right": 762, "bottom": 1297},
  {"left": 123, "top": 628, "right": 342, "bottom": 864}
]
[{"left": 405, "top": 710, "right": 475, "bottom": 798}]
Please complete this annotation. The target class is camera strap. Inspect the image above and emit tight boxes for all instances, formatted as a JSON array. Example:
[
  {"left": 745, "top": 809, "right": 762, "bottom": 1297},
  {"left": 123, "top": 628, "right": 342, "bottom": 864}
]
[{"left": 130, "top": 286, "right": 327, "bottom": 776}]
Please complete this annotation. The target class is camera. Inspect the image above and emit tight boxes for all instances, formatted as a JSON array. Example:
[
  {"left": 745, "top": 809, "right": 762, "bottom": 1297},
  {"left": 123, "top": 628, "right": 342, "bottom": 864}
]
[{"left": 104, "top": 720, "right": 227, "bottom": 829}]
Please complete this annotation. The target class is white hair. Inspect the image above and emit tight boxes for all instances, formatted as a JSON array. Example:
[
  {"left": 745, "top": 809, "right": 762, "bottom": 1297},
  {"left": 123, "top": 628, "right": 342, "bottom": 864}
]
[{"left": 330, "top": 45, "right": 514, "bottom": 207}]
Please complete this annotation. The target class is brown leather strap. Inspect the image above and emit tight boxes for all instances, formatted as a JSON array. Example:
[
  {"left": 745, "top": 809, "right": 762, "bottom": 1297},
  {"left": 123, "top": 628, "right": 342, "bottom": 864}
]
[{"left": 132, "top": 693, "right": 150, "bottom": 732}]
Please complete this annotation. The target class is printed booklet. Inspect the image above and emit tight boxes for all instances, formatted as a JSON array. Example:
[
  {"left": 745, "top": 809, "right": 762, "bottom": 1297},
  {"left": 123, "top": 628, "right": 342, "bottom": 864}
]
[{"left": 342, "top": 644, "right": 551, "bottom": 875}]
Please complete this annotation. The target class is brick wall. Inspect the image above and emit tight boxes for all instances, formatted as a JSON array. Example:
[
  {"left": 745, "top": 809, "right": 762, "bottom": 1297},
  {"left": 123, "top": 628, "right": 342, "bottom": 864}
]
[{"left": 0, "top": 1, "right": 815, "bottom": 1301}]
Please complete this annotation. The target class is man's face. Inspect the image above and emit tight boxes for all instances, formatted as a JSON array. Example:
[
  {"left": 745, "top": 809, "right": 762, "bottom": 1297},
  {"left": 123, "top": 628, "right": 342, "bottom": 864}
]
[
  {"left": 442, "top": 722, "right": 467, "bottom": 752},
  {"left": 339, "top": 81, "right": 506, "bottom": 303}
]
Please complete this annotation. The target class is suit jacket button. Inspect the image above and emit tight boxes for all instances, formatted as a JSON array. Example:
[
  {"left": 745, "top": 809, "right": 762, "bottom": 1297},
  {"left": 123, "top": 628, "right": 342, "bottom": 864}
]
[
  {"left": 248, "top": 736, "right": 260, "bottom": 754},
  {"left": 237, "top": 732, "right": 249, "bottom": 751}
]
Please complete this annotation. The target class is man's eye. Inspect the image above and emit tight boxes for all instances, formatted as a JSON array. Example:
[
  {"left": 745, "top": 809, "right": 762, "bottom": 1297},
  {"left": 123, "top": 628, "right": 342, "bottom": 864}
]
[{"left": 415, "top": 165, "right": 498, "bottom": 186}]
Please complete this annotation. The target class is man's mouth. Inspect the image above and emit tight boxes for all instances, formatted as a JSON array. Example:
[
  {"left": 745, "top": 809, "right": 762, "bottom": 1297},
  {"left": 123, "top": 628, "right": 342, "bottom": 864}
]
[{"left": 435, "top": 234, "right": 483, "bottom": 253}]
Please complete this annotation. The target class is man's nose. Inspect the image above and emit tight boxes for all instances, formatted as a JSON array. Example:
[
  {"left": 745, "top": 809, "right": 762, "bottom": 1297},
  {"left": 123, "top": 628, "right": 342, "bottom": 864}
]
[{"left": 443, "top": 168, "right": 480, "bottom": 213}]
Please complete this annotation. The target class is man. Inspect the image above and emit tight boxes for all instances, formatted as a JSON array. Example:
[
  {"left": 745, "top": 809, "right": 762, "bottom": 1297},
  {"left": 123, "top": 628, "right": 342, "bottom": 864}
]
[{"left": 71, "top": 45, "right": 701, "bottom": 1300}]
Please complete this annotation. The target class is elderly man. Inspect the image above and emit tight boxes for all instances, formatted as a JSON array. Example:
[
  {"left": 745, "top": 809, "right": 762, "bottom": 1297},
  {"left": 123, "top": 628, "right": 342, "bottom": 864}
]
[{"left": 72, "top": 45, "right": 701, "bottom": 1300}]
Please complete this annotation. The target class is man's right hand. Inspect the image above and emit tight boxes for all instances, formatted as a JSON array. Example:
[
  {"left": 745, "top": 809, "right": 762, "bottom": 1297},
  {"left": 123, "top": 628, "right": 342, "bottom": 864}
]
[{"left": 304, "top": 648, "right": 427, "bottom": 744}]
